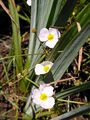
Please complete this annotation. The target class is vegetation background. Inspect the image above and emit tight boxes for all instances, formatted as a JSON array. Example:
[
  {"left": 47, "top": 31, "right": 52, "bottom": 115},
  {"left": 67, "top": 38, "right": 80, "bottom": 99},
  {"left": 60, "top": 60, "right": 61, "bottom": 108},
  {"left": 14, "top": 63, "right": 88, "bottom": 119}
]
[{"left": 0, "top": 0, "right": 90, "bottom": 120}]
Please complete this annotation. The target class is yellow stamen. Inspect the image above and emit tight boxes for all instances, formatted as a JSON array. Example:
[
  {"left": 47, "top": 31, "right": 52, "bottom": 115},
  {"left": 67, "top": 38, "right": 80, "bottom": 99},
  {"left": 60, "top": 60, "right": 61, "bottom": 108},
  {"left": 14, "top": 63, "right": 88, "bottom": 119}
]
[
  {"left": 43, "top": 65, "right": 50, "bottom": 72},
  {"left": 48, "top": 34, "right": 54, "bottom": 41},
  {"left": 40, "top": 93, "right": 47, "bottom": 101}
]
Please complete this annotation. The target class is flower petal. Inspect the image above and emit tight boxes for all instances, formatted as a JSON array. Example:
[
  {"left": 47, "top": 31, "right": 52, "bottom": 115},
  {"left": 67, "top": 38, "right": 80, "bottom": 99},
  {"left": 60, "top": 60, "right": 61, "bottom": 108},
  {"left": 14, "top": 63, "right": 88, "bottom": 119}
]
[
  {"left": 49, "top": 28, "right": 58, "bottom": 36},
  {"left": 49, "top": 28, "right": 61, "bottom": 38},
  {"left": 35, "top": 64, "right": 45, "bottom": 75},
  {"left": 41, "top": 61, "right": 53, "bottom": 66},
  {"left": 42, "top": 61, "right": 53, "bottom": 73},
  {"left": 58, "top": 31, "right": 61, "bottom": 38},
  {"left": 42, "top": 86, "right": 54, "bottom": 96},
  {"left": 27, "top": 0, "right": 31, "bottom": 6},
  {"left": 35, "top": 61, "right": 53, "bottom": 75},
  {"left": 39, "top": 84, "right": 47, "bottom": 91},
  {"left": 41, "top": 97, "right": 55, "bottom": 109},
  {"left": 39, "top": 28, "right": 49, "bottom": 42},
  {"left": 31, "top": 89, "right": 40, "bottom": 98},
  {"left": 31, "top": 89, "right": 41, "bottom": 105},
  {"left": 45, "top": 38, "right": 58, "bottom": 48}
]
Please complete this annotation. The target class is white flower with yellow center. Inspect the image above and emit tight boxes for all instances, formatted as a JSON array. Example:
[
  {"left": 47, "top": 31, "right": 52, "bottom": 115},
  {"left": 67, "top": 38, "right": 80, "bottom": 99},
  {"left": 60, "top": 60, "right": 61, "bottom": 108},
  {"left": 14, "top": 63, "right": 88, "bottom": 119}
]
[
  {"left": 39, "top": 28, "right": 61, "bottom": 48},
  {"left": 27, "top": 0, "right": 31, "bottom": 6},
  {"left": 32, "top": 84, "right": 55, "bottom": 109},
  {"left": 35, "top": 61, "right": 53, "bottom": 75}
]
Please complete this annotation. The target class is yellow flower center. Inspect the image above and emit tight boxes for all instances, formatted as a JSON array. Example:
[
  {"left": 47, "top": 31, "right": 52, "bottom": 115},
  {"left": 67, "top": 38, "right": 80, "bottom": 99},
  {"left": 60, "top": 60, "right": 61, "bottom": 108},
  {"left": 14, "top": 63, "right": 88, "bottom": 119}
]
[
  {"left": 48, "top": 34, "right": 54, "bottom": 41},
  {"left": 43, "top": 65, "right": 50, "bottom": 72},
  {"left": 40, "top": 93, "right": 48, "bottom": 101}
]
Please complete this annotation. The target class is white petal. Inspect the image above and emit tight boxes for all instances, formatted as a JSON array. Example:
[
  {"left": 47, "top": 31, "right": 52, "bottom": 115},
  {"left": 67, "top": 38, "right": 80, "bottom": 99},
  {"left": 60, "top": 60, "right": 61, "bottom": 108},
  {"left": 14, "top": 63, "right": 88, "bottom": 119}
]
[
  {"left": 58, "top": 31, "right": 61, "bottom": 38},
  {"left": 40, "top": 97, "right": 55, "bottom": 109},
  {"left": 49, "top": 28, "right": 61, "bottom": 38},
  {"left": 35, "top": 64, "right": 45, "bottom": 75},
  {"left": 39, "top": 84, "right": 47, "bottom": 91},
  {"left": 49, "top": 28, "right": 58, "bottom": 36},
  {"left": 42, "top": 61, "right": 53, "bottom": 73},
  {"left": 35, "top": 61, "right": 53, "bottom": 75},
  {"left": 39, "top": 28, "right": 49, "bottom": 42},
  {"left": 32, "top": 97, "right": 41, "bottom": 105},
  {"left": 31, "top": 89, "right": 40, "bottom": 98},
  {"left": 27, "top": 0, "right": 31, "bottom": 6},
  {"left": 42, "top": 86, "right": 54, "bottom": 96},
  {"left": 45, "top": 38, "right": 58, "bottom": 48},
  {"left": 32, "top": 89, "right": 41, "bottom": 105},
  {"left": 41, "top": 61, "right": 53, "bottom": 67}
]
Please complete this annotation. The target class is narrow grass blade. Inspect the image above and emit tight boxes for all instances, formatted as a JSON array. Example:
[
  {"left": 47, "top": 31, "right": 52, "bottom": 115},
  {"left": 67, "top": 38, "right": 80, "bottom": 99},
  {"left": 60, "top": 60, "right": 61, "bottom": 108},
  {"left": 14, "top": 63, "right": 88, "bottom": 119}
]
[{"left": 50, "top": 104, "right": 90, "bottom": 120}]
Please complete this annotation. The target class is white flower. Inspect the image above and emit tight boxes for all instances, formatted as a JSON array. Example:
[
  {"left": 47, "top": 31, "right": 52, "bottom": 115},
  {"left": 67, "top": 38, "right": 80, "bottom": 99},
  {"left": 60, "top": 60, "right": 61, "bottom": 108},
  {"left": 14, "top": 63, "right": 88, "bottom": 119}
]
[
  {"left": 27, "top": 0, "right": 31, "bottom": 6},
  {"left": 32, "top": 84, "right": 55, "bottom": 109},
  {"left": 39, "top": 28, "right": 61, "bottom": 48},
  {"left": 35, "top": 61, "right": 53, "bottom": 75}
]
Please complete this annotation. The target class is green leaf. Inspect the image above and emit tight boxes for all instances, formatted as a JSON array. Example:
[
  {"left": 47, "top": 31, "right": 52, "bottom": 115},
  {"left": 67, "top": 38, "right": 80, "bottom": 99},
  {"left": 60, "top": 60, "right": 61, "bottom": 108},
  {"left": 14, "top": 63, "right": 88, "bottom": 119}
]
[
  {"left": 44, "top": 3, "right": 90, "bottom": 83},
  {"left": 50, "top": 104, "right": 90, "bottom": 120},
  {"left": 45, "top": 3, "right": 90, "bottom": 82},
  {"left": 48, "top": 3, "right": 90, "bottom": 61},
  {"left": 8, "top": 0, "right": 23, "bottom": 73},
  {"left": 25, "top": 0, "right": 67, "bottom": 69},
  {"left": 56, "top": 81, "right": 90, "bottom": 99},
  {"left": 51, "top": 23, "right": 90, "bottom": 81},
  {"left": 47, "top": 0, "right": 66, "bottom": 27},
  {"left": 25, "top": 0, "right": 54, "bottom": 69},
  {"left": 55, "top": 0, "right": 77, "bottom": 26}
]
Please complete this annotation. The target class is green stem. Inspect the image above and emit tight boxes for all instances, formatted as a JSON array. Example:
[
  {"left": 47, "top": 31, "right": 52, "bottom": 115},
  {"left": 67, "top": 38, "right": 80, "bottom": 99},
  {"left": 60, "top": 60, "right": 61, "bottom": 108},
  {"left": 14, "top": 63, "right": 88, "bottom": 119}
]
[
  {"left": 0, "top": 55, "right": 9, "bottom": 83},
  {"left": 57, "top": 98, "right": 87, "bottom": 105},
  {"left": 8, "top": 0, "right": 23, "bottom": 73},
  {"left": 25, "top": 77, "right": 39, "bottom": 87}
]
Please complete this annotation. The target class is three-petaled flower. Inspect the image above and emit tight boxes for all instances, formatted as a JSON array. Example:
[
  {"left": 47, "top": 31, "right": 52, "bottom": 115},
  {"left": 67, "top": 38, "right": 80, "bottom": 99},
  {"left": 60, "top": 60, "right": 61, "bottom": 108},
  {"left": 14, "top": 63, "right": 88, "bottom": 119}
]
[
  {"left": 27, "top": 0, "right": 31, "bottom": 6},
  {"left": 35, "top": 61, "right": 53, "bottom": 75},
  {"left": 39, "top": 28, "right": 61, "bottom": 48},
  {"left": 31, "top": 84, "right": 55, "bottom": 109}
]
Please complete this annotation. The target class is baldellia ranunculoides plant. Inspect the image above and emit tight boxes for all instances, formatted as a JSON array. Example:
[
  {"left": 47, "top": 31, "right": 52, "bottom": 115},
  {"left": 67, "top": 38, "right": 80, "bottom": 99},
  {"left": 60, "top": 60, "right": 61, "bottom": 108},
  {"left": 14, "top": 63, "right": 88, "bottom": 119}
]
[
  {"left": 23, "top": 0, "right": 90, "bottom": 119},
  {"left": 24, "top": 0, "right": 90, "bottom": 119},
  {"left": 6, "top": 0, "right": 90, "bottom": 119}
]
